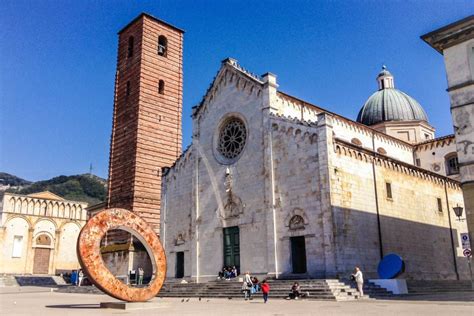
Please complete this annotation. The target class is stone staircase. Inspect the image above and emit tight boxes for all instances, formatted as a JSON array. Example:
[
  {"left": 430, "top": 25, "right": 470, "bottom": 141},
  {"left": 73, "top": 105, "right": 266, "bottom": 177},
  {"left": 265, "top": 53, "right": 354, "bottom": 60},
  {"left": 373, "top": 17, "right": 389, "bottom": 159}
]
[
  {"left": 0, "top": 275, "right": 19, "bottom": 287},
  {"left": 158, "top": 279, "right": 392, "bottom": 301},
  {"left": 407, "top": 280, "right": 474, "bottom": 295}
]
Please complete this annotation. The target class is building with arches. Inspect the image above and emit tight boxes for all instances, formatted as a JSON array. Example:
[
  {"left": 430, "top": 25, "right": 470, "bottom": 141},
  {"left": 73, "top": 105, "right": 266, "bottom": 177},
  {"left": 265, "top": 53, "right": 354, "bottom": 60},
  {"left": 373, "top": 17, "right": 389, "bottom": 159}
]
[{"left": 0, "top": 191, "right": 87, "bottom": 274}]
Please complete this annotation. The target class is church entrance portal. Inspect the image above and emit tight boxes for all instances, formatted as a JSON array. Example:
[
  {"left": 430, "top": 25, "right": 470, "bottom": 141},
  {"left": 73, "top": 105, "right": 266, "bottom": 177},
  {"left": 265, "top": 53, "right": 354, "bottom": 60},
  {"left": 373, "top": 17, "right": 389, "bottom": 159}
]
[
  {"left": 223, "top": 226, "right": 240, "bottom": 270},
  {"left": 290, "top": 236, "right": 307, "bottom": 274},
  {"left": 175, "top": 252, "right": 184, "bottom": 278},
  {"left": 33, "top": 234, "right": 52, "bottom": 274}
]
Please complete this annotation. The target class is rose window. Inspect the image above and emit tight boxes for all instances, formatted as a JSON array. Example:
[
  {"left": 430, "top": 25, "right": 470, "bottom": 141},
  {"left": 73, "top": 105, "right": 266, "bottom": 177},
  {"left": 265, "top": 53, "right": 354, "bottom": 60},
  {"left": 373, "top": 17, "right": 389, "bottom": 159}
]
[{"left": 217, "top": 118, "right": 247, "bottom": 160}]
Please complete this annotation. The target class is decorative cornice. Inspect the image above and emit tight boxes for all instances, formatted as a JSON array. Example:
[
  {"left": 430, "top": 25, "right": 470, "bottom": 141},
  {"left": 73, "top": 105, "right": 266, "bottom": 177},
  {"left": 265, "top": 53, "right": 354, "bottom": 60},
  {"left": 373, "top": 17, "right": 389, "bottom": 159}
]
[
  {"left": 421, "top": 15, "right": 474, "bottom": 54},
  {"left": 277, "top": 91, "right": 414, "bottom": 151},
  {"left": 415, "top": 134, "right": 455, "bottom": 151},
  {"left": 334, "top": 138, "right": 460, "bottom": 188}
]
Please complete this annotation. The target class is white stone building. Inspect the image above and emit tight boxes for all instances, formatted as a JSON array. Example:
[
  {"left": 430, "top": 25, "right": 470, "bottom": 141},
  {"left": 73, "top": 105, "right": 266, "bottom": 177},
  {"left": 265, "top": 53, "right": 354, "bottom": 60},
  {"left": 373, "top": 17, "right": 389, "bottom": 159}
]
[
  {"left": 0, "top": 191, "right": 87, "bottom": 275},
  {"left": 161, "top": 58, "right": 469, "bottom": 281},
  {"left": 422, "top": 15, "right": 474, "bottom": 251}
]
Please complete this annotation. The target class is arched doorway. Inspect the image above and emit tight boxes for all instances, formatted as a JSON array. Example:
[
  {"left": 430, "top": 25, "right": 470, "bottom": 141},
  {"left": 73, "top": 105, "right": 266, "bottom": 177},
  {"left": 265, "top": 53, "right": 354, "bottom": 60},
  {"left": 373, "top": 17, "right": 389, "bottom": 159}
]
[{"left": 33, "top": 234, "right": 52, "bottom": 274}]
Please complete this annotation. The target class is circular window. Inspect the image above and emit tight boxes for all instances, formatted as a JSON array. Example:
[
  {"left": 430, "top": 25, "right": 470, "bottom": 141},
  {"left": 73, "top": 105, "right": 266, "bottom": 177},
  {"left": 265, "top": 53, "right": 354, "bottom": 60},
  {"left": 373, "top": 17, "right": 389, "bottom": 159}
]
[{"left": 217, "top": 117, "right": 247, "bottom": 161}]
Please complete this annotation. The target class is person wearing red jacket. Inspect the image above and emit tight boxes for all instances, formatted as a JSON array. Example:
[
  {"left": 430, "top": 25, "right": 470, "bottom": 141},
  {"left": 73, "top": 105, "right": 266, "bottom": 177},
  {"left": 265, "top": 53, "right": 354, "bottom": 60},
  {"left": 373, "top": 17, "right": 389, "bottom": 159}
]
[{"left": 260, "top": 279, "right": 270, "bottom": 303}]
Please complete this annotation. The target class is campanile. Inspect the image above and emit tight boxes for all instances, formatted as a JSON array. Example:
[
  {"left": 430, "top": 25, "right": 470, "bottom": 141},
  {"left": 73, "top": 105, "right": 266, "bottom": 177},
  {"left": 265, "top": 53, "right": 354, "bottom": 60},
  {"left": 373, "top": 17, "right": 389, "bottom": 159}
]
[{"left": 107, "top": 13, "right": 184, "bottom": 234}]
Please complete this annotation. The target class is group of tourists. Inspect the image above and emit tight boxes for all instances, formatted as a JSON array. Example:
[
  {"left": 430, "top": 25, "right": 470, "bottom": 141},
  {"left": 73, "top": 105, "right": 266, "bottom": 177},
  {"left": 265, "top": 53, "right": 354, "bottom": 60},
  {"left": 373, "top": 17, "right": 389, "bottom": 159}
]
[
  {"left": 239, "top": 266, "right": 364, "bottom": 303},
  {"left": 217, "top": 266, "right": 238, "bottom": 280},
  {"left": 241, "top": 271, "right": 270, "bottom": 302}
]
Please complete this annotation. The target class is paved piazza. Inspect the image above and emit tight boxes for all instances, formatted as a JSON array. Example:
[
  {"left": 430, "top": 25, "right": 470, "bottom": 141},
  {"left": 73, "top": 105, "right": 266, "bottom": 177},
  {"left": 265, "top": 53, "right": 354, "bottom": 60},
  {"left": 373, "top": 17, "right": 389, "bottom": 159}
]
[{"left": 0, "top": 287, "right": 473, "bottom": 316}]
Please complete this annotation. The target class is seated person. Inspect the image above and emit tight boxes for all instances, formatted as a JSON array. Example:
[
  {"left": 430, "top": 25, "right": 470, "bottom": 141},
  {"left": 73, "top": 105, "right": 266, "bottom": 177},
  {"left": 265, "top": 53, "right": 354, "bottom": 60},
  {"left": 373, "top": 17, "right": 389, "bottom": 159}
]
[{"left": 287, "top": 282, "right": 301, "bottom": 299}]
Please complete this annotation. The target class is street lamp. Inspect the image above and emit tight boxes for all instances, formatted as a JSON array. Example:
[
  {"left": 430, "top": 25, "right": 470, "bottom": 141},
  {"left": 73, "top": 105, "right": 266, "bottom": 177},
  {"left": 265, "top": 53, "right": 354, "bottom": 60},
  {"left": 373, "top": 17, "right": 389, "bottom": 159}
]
[{"left": 453, "top": 205, "right": 464, "bottom": 221}]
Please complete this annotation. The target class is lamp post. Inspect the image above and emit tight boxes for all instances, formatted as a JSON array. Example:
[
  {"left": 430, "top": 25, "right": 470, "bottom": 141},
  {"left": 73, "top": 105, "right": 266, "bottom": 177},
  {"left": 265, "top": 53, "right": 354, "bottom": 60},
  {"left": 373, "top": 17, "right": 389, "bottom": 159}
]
[
  {"left": 453, "top": 205, "right": 473, "bottom": 290},
  {"left": 453, "top": 205, "right": 464, "bottom": 221}
]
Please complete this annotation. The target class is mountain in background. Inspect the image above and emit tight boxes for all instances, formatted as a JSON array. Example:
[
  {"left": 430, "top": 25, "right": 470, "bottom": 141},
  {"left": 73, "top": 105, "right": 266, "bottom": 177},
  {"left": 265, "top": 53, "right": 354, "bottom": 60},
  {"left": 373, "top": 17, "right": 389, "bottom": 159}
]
[
  {"left": 1, "top": 173, "right": 107, "bottom": 206},
  {"left": 0, "top": 172, "right": 32, "bottom": 187}
]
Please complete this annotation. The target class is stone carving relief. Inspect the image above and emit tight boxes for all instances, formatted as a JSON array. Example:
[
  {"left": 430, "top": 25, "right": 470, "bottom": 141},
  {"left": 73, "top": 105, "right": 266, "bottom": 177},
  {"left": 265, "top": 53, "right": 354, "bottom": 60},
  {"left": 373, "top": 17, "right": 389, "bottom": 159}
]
[
  {"left": 175, "top": 233, "right": 186, "bottom": 246},
  {"left": 289, "top": 215, "right": 305, "bottom": 230},
  {"left": 220, "top": 167, "right": 244, "bottom": 219},
  {"left": 284, "top": 208, "right": 308, "bottom": 231}
]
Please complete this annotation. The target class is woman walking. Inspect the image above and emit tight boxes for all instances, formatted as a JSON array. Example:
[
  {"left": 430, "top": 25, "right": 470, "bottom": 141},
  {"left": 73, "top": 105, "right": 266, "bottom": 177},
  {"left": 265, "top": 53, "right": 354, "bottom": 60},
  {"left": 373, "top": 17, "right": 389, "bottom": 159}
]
[{"left": 242, "top": 271, "right": 253, "bottom": 300}]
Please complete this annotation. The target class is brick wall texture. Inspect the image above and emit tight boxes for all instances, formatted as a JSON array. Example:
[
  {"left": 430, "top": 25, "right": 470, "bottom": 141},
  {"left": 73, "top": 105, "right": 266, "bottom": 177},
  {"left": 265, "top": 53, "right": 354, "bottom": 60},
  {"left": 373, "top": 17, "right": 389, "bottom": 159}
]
[{"left": 107, "top": 15, "right": 183, "bottom": 233}]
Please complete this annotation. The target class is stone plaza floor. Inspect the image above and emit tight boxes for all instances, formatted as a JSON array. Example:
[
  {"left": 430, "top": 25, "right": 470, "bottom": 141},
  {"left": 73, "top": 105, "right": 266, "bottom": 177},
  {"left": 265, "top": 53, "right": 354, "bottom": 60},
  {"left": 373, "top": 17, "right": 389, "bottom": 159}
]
[{"left": 0, "top": 286, "right": 473, "bottom": 315}]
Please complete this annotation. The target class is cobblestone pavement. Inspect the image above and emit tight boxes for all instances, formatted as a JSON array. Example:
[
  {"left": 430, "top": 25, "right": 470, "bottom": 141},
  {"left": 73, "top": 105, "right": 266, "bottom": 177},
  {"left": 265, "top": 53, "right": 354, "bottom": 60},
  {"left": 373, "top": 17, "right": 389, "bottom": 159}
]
[{"left": 0, "top": 287, "right": 473, "bottom": 316}]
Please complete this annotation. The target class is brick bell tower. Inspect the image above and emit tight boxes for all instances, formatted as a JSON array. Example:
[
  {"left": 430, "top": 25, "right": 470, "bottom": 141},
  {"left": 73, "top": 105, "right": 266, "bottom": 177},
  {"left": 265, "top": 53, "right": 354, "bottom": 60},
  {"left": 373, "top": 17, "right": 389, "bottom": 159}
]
[{"left": 107, "top": 13, "right": 184, "bottom": 234}]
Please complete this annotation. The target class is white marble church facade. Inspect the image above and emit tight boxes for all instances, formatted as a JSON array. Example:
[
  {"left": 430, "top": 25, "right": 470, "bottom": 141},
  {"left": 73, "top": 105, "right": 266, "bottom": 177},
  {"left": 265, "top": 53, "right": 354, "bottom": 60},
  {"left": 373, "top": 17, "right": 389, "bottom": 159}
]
[{"left": 161, "top": 58, "right": 469, "bottom": 281}]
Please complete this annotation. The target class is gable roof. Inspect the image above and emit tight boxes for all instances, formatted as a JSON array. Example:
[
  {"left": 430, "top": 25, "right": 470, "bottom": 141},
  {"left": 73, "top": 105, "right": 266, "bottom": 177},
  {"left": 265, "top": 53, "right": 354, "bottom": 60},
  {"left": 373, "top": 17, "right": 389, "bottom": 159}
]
[{"left": 191, "top": 58, "right": 264, "bottom": 119}]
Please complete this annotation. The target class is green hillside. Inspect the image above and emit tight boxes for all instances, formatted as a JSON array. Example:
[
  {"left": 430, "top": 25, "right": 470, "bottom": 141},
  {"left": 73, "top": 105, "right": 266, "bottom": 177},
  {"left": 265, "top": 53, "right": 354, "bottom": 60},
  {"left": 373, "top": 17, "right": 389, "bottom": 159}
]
[
  {"left": 5, "top": 174, "right": 107, "bottom": 205},
  {"left": 0, "top": 172, "right": 31, "bottom": 187}
]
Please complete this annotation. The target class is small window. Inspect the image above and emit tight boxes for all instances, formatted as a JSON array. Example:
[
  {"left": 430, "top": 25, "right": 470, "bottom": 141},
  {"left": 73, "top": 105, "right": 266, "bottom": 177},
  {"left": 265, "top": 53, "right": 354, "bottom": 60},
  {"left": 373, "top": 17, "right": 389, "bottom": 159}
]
[
  {"left": 12, "top": 235, "right": 23, "bottom": 258},
  {"left": 415, "top": 158, "right": 421, "bottom": 167},
  {"left": 446, "top": 155, "right": 459, "bottom": 175},
  {"left": 351, "top": 138, "right": 362, "bottom": 146},
  {"left": 126, "top": 81, "right": 131, "bottom": 96},
  {"left": 424, "top": 133, "right": 430, "bottom": 140},
  {"left": 158, "top": 80, "right": 165, "bottom": 95},
  {"left": 437, "top": 198, "right": 443, "bottom": 212},
  {"left": 128, "top": 36, "right": 134, "bottom": 58},
  {"left": 158, "top": 35, "right": 167, "bottom": 57},
  {"left": 386, "top": 182, "right": 392, "bottom": 199}
]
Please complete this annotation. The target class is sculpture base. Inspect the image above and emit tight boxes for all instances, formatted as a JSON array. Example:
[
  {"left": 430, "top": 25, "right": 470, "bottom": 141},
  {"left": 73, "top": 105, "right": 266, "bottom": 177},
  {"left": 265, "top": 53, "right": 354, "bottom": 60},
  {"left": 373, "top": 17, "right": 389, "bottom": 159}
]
[
  {"left": 100, "top": 300, "right": 165, "bottom": 310},
  {"left": 369, "top": 279, "right": 408, "bottom": 294}
]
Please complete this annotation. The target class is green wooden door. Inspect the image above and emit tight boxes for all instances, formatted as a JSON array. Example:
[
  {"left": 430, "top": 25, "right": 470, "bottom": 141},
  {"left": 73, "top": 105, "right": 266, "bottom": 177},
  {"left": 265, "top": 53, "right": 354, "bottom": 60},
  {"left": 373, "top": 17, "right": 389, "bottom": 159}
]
[{"left": 223, "top": 226, "right": 240, "bottom": 270}]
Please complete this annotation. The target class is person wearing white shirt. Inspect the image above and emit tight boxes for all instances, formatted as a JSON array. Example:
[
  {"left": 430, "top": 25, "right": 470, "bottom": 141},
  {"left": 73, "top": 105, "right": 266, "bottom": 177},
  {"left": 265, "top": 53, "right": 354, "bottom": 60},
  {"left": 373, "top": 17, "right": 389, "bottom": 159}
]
[{"left": 352, "top": 267, "right": 364, "bottom": 297}]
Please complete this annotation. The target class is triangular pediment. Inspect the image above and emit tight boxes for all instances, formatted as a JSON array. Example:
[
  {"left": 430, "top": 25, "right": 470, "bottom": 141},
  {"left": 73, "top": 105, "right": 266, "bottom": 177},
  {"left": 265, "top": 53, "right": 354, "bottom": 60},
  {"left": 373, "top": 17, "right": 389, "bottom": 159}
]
[
  {"left": 27, "top": 191, "right": 65, "bottom": 200},
  {"left": 192, "top": 58, "right": 264, "bottom": 121}
]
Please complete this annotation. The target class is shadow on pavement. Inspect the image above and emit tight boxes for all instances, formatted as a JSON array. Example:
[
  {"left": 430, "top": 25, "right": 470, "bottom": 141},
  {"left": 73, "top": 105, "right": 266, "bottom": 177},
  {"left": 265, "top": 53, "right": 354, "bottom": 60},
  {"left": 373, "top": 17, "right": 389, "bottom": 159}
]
[{"left": 45, "top": 304, "right": 101, "bottom": 309}]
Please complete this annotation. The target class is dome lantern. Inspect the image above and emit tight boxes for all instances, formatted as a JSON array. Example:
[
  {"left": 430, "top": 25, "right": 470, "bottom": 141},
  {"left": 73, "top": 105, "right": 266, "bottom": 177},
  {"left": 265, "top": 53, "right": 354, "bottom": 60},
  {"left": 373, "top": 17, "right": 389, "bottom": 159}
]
[{"left": 377, "top": 65, "right": 395, "bottom": 90}]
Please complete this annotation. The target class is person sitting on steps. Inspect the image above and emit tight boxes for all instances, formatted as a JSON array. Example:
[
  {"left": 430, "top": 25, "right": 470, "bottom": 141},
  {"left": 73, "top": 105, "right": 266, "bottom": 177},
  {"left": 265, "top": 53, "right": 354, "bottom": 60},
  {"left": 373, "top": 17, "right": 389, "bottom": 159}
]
[{"left": 286, "top": 282, "right": 301, "bottom": 300}]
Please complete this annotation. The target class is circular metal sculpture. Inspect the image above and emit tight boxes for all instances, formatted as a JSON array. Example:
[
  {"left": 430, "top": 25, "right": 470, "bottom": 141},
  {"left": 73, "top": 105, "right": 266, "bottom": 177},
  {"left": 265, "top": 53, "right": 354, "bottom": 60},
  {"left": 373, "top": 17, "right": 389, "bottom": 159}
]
[
  {"left": 377, "top": 253, "right": 405, "bottom": 279},
  {"left": 77, "top": 208, "right": 166, "bottom": 302},
  {"left": 218, "top": 117, "right": 247, "bottom": 160}
]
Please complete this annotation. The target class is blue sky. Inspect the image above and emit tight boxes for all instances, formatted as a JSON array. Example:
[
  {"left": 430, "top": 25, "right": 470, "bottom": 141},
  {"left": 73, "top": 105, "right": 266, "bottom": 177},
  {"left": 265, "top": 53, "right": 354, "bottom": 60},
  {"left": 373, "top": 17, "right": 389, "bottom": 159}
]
[{"left": 1, "top": 0, "right": 473, "bottom": 181}]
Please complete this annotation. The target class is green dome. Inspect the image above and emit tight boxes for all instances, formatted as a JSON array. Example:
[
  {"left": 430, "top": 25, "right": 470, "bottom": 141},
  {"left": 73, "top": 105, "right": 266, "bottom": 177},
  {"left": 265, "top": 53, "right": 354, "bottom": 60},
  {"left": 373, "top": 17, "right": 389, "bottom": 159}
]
[{"left": 357, "top": 67, "right": 429, "bottom": 126}]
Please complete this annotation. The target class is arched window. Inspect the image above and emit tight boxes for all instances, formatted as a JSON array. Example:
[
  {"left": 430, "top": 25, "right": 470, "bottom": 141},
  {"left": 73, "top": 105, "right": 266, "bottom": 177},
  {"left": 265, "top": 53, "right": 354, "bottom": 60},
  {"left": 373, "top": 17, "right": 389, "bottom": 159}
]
[
  {"left": 158, "top": 80, "right": 165, "bottom": 95},
  {"left": 128, "top": 36, "right": 134, "bottom": 58},
  {"left": 158, "top": 35, "right": 167, "bottom": 57},
  {"left": 445, "top": 153, "right": 459, "bottom": 175}
]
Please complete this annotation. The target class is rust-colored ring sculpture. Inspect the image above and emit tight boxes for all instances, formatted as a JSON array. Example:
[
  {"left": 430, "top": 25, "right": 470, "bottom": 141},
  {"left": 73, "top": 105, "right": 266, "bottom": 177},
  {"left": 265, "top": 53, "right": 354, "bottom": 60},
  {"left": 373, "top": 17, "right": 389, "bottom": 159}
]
[{"left": 77, "top": 208, "right": 166, "bottom": 302}]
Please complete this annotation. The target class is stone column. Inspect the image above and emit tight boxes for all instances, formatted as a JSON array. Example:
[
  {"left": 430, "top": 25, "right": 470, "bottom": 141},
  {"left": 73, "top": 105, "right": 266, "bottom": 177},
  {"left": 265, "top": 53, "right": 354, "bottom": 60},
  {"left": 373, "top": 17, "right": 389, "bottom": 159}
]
[
  {"left": 261, "top": 72, "right": 280, "bottom": 278},
  {"left": 315, "top": 113, "right": 338, "bottom": 278},
  {"left": 25, "top": 228, "right": 35, "bottom": 274},
  {"left": 50, "top": 228, "right": 61, "bottom": 274}
]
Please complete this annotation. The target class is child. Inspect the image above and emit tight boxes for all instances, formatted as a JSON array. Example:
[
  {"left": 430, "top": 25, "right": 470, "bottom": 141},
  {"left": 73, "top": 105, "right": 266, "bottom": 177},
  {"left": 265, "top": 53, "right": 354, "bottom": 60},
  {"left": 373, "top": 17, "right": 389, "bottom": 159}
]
[{"left": 260, "top": 279, "right": 270, "bottom": 303}]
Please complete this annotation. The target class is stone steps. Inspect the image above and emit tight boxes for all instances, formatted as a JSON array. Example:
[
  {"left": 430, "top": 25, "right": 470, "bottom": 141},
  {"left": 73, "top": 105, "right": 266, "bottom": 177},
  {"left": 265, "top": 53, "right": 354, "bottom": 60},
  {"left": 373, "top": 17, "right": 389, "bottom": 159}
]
[
  {"left": 407, "top": 280, "right": 473, "bottom": 294},
  {"left": 159, "top": 279, "right": 368, "bottom": 301},
  {"left": 0, "top": 275, "right": 19, "bottom": 287}
]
